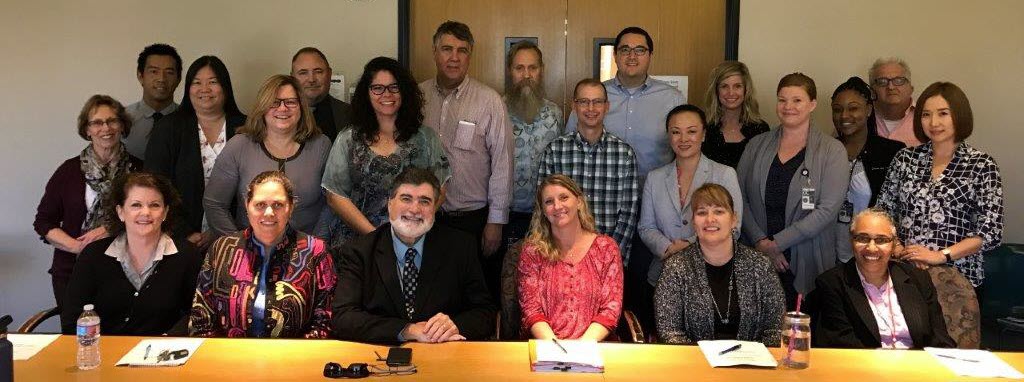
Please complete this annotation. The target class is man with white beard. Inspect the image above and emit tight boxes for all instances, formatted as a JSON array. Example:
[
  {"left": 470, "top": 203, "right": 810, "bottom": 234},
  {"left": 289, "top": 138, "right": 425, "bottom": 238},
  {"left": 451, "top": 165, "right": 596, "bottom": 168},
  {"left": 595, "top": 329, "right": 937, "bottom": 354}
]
[
  {"left": 332, "top": 167, "right": 496, "bottom": 344},
  {"left": 501, "top": 41, "right": 564, "bottom": 252}
]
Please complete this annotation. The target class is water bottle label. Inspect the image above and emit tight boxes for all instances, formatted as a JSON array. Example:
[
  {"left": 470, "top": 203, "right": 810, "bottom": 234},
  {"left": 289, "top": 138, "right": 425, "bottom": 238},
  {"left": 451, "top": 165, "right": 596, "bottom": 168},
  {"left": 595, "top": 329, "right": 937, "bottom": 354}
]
[{"left": 77, "top": 324, "right": 99, "bottom": 345}]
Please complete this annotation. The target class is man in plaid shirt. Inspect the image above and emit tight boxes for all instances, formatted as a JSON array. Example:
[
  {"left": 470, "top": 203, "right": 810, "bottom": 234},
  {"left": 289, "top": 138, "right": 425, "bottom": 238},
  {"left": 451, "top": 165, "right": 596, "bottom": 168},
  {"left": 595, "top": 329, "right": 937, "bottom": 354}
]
[{"left": 537, "top": 78, "right": 640, "bottom": 263}]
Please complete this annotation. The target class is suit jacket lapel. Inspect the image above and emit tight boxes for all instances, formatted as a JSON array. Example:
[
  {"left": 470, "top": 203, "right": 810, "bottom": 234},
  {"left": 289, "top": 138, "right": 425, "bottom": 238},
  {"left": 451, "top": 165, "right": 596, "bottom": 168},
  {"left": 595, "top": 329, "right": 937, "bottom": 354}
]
[
  {"left": 843, "top": 262, "right": 881, "bottom": 343},
  {"left": 373, "top": 228, "right": 407, "bottom": 314},
  {"left": 663, "top": 164, "right": 682, "bottom": 216},
  {"left": 890, "top": 265, "right": 927, "bottom": 347},
  {"left": 680, "top": 155, "right": 713, "bottom": 214},
  {"left": 415, "top": 229, "right": 444, "bottom": 314}
]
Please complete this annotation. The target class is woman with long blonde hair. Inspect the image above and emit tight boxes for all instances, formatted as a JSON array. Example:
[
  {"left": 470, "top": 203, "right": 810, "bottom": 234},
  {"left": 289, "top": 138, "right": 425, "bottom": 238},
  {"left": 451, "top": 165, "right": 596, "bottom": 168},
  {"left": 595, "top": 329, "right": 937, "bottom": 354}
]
[{"left": 517, "top": 175, "right": 623, "bottom": 340}]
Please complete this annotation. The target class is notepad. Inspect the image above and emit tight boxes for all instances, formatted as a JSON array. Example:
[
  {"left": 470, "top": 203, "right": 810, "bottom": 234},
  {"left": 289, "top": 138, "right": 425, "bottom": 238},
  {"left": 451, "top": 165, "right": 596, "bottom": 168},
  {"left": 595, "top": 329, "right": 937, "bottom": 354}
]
[
  {"left": 528, "top": 339, "right": 604, "bottom": 373},
  {"left": 115, "top": 338, "right": 205, "bottom": 367},
  {"left": 697, "top": 340, "right": 778, "bottom": 368},
  {"left": 925, "top": 347, "right": 1024, "bottom": 379},
  {"left": 8, "top": 334, "right": 60, "bottom": 360}
]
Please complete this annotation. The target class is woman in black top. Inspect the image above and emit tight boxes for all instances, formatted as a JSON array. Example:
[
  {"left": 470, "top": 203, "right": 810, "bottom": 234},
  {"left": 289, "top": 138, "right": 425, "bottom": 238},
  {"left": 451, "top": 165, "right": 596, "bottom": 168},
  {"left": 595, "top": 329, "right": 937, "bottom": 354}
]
[
  {"left": 145, "top": 56, "right": 246, "bottom": 249},
  {"left": 61, "top": 172, "right": 202, "bottom": 336},
  {"left": 830, "top": 77, "right": 905, "bottom": 262},
  {"left": 702, "top": 61, "right": 769, "bottom": 168}
]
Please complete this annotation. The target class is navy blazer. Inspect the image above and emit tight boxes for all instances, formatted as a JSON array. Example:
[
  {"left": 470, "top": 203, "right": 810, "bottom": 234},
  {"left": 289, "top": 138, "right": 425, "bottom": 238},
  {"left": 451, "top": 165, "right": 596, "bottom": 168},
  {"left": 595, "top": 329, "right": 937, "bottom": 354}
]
[
  {"left": 331, "top": 223, "right": 496, "bottom": 343},
  {"left": 812, "top": 261, "right": 955, "bottom": 349}
]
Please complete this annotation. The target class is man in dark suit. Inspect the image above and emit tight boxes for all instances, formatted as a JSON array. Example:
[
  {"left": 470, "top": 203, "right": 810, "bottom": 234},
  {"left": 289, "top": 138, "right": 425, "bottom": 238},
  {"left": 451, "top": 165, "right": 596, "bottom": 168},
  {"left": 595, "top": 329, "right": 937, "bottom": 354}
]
[
  {"left": 290, "top": 47, "right": 352, "bottom": 142},
  {"left": 332, "top": 167, "right": 496, "bottom": 343},
  {"left": 812, "top": 208, "right": 955, "bottom": 349}
]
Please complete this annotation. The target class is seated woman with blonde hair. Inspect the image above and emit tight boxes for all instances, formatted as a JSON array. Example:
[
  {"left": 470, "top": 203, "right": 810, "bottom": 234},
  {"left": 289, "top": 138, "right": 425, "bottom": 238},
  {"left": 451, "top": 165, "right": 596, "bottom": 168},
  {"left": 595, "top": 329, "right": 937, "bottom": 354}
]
[{"left": 517, "top": 175, "right": 624, "bottom": 340}]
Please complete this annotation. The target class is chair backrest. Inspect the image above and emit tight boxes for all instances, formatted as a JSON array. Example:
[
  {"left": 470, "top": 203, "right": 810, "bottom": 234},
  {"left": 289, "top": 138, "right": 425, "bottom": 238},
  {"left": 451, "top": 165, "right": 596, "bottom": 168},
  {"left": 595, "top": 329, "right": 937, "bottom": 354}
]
[
  {"left": 17, "top": 307, "right": 60, "bottom": 333},
  {"left": 927, "top": 265, "right": 981, "bottom": 349},
  {"left": 499, "top": 240, "right": 524, "bottom": 340}
]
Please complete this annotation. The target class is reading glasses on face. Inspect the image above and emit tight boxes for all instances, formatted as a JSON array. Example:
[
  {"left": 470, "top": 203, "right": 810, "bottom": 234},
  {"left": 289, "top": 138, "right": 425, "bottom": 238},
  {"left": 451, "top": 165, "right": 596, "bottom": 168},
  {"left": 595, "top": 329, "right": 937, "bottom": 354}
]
[
  {"left": 616, "top": 46, "right": 649, "bottom": 57},
  {"left": 873, "top": 77, "right": 909, "bottom": 87},
  {"left": 851, "top": 234, "right": 895, "bottom": 246},
  {"left": 271, "top": 98, "right": 300, "bottom": 109},
  {"left": 369, "top": 83, "right": 401, "bottom": 95},
  {"left": 87, "top": 118, "right": 123, "bottom": 128},
  {"left": 573, "top": 98, "right": 607, "bottom": 107}
]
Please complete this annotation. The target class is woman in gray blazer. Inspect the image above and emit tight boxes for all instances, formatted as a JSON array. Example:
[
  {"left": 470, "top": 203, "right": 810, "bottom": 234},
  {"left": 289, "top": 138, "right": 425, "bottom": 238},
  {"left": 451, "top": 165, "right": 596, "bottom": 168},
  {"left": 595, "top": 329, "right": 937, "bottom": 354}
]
[
  {"left": 640, "top": 104, "right": 742, "bottom": 287},
  {"left": 736, "top": 73, "right": 848, "bottom": 309}
]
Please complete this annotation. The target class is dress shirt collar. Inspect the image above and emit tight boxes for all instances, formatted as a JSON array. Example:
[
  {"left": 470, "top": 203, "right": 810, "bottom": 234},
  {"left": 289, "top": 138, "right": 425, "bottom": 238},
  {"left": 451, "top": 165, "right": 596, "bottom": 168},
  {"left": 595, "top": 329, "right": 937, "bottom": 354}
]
[
  {"left": 572, "top": 129, "right": 610, "bottom": 149},
  {"left": 432, "top": 76, "right": 472, "bottom": 100},
  {"left": 611, "top": 75, "right": 652, "bottom": 94},
  {"left": 104, "top": 232, "right": 178, "bottom": 261},
  {"left": 391, "top": 226, "right": 426, "bottom": 268},
  {"left": 855, "top": 264, "right": 893, "bottom": 294},
  {"left": 133, "top": 101, "right": 178, "bottom": 118}
]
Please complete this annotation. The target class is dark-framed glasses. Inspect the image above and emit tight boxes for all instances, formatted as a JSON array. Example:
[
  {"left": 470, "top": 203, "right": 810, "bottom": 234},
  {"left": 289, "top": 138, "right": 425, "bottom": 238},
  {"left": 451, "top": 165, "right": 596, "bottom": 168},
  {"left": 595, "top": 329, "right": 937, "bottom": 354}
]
[
  {"left": 872, "top": 77, "right": 909, "bottom": 87},
  {"left": 852, "top": 234, "right": 895, "bottom": 246},
  {"left": 271, "top": 98, "right": 300, "bottom": 109},
  {"left": 87, "top": 118, "right": 122, "bottom": 128},
  {"left": 369, "top": 83, "right": 401, "bottom": 95},
  {"left": 573, "top": 98, "right": 607, "bottom": 107},
  {"left": 616, "top": 46, "right": 649, "bottom": 57}
]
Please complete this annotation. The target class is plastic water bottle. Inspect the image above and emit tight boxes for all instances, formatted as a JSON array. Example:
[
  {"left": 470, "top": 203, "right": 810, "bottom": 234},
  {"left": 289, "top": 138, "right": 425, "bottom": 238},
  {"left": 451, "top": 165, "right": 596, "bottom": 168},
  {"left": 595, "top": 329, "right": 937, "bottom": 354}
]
[{"left": 76, "top": 304, "right": 101, "bottom": 370}]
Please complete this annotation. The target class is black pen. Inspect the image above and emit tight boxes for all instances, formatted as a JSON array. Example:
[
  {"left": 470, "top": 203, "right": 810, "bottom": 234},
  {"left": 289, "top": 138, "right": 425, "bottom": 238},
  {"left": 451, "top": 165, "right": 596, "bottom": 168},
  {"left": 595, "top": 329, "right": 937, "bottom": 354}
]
[
  {"left": 718, "top": 343, "right": 742, "bottom": 356},
  {"left": 551, "top": 338, "right": 568, "bottom": 354},
  {"left": 935, "top": 353, "right": 979, "bottom": 363}
]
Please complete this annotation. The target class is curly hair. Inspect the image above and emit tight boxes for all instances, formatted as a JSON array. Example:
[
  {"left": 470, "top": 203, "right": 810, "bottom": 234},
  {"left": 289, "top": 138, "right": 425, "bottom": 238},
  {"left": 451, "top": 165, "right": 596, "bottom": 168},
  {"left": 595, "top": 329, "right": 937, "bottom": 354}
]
[
  {"left": 524, "top": 175, "right": 597, "bottom": 262},
  {"left": 350, "top": 57, "right": 424, "bottom": 144},
  {"left": 104, "top": 172, "right": 182, "bottom": 237}
]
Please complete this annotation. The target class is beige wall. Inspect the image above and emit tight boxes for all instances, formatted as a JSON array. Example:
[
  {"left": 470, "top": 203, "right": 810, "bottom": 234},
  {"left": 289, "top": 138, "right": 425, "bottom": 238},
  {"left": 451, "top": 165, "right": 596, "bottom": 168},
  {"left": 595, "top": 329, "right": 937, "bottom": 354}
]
[
  {"left": 0, "top": 0, "right": 397, "bottom": 329},
  {"left": 739, "top": 0, "right": 1024, "bottom": 243}
]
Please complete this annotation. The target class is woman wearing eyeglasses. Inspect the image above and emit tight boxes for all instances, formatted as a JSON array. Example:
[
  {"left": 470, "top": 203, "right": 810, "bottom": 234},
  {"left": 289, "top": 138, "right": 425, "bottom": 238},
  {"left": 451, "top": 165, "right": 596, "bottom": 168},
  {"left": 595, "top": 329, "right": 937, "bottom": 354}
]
[
  {"left": 145, "top": 56, "right": 246, "bottom": 249},
  {"left": 321, "top": 57, "right": 449, "bottom": 248},
  {"left": 814, "top": 208, "right": 955, "bottom": 349},
  {"left": 203, "top": 75, "right": 332, "bottom": 237},
  {"left": 34, "top": 94, "right": 142, "bottom": 312}
]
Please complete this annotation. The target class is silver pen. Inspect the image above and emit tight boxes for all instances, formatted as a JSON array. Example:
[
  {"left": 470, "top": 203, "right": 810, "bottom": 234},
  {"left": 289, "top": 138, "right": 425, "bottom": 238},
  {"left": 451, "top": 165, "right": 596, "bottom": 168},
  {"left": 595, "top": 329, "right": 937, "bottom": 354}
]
[{"left": 144, "top": 344, "right": 152, "bottom": 360}]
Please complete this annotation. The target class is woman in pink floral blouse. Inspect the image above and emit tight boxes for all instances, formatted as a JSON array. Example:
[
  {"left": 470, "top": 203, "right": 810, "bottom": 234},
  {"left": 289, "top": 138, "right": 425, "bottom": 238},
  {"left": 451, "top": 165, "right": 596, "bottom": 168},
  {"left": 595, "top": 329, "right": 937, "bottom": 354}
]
[{"left": 518, "top": 175, "right": 624, "bottom": 340}]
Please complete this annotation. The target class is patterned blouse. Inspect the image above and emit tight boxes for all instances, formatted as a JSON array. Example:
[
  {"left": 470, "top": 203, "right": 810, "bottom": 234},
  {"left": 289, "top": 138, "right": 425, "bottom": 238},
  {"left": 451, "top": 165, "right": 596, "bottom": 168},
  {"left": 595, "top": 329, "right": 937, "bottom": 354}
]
[
  {"left": 321, "top": 128, "right": 449, "bottom": 248},
  {"left": 509, "top": 99, "right": 563, "bottom": 213},
  {"left": 877, "top": 142, "right": 1003, "bottom": 286},
  {"left": 518, "top": 234, "right": 624, "bottom": 339},
  {"left": 189, "top": 227, "right": 337, "bottom": 338}
]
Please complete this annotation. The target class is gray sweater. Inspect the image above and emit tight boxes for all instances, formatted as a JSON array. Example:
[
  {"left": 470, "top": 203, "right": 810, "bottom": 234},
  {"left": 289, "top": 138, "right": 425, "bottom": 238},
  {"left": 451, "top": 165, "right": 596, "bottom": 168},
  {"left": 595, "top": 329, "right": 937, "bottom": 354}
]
[
  {"left": 203, "top": 133, "right": 331, "bottom": 236},
  {"left": 654, "top": 242, "right": 785, "bottom": 346}
]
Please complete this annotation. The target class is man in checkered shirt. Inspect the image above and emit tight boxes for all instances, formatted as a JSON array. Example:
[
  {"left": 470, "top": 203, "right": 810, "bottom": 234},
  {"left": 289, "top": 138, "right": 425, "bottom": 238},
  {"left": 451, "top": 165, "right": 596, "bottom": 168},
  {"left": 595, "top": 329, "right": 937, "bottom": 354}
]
[{"left": 537, "top": 78, "right": 640, "bottom": 263}]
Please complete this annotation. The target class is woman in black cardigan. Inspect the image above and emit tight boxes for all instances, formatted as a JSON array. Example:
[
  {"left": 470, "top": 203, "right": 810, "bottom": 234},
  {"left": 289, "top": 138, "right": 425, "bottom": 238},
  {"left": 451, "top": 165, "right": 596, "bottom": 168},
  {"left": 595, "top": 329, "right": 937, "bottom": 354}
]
[
  {"left": 61, "top": 172, "right": 202, "bottom": 336},
  {"left": 831, "top": 77, "right": 904, "bottom": 262},
  {"left": 145, "top": 56, "right": 246, "bottom": 248}
]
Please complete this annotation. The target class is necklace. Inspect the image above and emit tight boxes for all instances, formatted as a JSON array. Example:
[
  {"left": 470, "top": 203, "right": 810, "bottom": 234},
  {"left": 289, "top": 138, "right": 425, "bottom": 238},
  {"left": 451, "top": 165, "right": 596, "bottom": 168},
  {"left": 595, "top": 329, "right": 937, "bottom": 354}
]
[{"left": 709, "top": 263, "right": 735, "bottom": 324}]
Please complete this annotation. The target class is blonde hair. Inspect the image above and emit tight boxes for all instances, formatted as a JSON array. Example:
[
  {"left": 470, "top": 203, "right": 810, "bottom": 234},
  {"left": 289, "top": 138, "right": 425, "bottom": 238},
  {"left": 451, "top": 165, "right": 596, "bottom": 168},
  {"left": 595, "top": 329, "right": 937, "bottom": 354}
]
[
  {"left": 525, "top": 175, "right": 597, "bottom": 262},
  {"left": 704, "top": 61, "right": 763, "bottom": 126},
  {"left": 238, "top": 75, "right": 320, "bottom": 143}
]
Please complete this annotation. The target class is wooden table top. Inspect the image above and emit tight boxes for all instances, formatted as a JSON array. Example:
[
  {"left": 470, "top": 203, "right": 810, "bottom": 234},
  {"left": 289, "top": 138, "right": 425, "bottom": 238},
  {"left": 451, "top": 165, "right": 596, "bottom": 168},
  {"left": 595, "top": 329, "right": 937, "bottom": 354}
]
[{"left": 14, "top": 335, "right": 1024, "bottom": 381}]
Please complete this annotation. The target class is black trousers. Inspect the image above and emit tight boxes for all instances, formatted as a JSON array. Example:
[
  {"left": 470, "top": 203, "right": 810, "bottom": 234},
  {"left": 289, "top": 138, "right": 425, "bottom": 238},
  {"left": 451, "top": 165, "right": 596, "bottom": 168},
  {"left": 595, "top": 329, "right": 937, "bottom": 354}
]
[
  {"left": 51, "top": 273, "right": 69, "bottom": 313},
  {"left": 436, "top": 207, "right": 502, "bottom": 304}
]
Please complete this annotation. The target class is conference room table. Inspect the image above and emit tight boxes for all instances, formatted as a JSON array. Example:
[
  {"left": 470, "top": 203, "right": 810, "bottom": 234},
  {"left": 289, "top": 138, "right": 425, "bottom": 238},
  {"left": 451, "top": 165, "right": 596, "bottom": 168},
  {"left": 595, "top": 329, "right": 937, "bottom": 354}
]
[{"left": 14, "top": 335, "right": 1024, "bottom": 381}]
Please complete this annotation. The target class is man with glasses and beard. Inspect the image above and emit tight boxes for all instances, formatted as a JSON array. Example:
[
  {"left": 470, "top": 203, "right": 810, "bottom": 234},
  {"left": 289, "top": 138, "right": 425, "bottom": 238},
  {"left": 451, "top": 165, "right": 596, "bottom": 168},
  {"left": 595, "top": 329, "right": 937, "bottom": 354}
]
[
  {"left": 502, "top": 40, "right": 563, "bottom": 253},
  {"left": 332, "top": 167, "right": 496, "bottom": 344}
]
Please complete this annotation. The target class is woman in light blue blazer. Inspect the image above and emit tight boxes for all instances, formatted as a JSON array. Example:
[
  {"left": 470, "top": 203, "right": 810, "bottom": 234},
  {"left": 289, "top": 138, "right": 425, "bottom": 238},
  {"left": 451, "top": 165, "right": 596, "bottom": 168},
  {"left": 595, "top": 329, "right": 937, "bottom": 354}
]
[
  {"left": 640, "top": 104, "right": 742, "bottom": 287},
  {"left": 736, "top": 73, "right": 848, "bottom": 309}
]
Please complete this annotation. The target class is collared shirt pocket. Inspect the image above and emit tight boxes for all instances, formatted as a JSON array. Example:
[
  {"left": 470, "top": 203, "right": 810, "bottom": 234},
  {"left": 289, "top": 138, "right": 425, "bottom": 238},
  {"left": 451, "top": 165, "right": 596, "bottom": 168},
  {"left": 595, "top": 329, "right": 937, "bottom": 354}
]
[{"left": 454, "top": 120, "right": 479, "bottom": 151}]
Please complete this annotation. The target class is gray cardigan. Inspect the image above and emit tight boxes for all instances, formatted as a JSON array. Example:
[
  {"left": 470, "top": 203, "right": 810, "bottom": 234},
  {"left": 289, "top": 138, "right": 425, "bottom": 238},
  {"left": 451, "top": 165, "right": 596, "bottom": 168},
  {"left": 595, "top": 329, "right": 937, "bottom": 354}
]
[
  {"left": 654, "top": 242, "right": 785, "bottom": 345},
  {"left": 203, "top": 133, "right": 332, "bottom": 236},
  {"left": 639, "top": 154, "right": 742, "bottom": 286},
  {"left": 735, "top": 126, "right": 849, "bottom": 294}
]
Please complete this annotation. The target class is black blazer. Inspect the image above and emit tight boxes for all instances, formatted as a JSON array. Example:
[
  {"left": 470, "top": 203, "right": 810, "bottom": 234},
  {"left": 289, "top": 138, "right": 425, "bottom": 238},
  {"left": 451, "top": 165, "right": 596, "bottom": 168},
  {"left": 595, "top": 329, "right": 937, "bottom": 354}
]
[
  {"left": 856, "top": 135, "right": 905, "bottom": 206},
  {"left": 812, "top": 261, "right": 955, "bottom": 349},
  {"left": 144, "top": 110, "right": 246, "bottom": 236},
  {"left": 60, "top": 235, "right": 202, "bottom": 336},
  {"left": 331, "top": 223, "right": 496, "bottom": 343}
]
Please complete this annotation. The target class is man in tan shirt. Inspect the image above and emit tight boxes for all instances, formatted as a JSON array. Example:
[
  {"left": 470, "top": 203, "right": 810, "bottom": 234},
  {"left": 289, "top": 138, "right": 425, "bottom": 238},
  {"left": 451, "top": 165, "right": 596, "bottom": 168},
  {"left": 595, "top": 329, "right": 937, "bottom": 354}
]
[{"left": 420, "top": 21, "right": 513, "bottom": 302}]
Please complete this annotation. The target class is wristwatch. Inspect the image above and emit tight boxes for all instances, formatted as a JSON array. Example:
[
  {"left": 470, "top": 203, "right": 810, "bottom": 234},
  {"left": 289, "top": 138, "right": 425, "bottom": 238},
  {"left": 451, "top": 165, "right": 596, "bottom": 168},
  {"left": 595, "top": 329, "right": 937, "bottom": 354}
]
[{"left": 941, "top": 248, "right": 953, "bottom": 263}]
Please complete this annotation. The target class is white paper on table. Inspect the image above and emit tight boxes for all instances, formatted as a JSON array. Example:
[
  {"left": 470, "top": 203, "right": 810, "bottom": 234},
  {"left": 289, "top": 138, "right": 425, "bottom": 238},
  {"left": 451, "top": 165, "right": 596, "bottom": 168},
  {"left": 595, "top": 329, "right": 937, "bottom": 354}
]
[
  {"left": 115, "top": 338, "right": 205, "bottom": 367},
  {"left": 8, "top": 334, "right": 60, "bottom": 360},
  {"left": 925, "top": 347, "right": 1024, "bottom": 379},
  {"left": 697, "top": 340, "right": 778, "bottom": 368},
  {"left": 531, "top": 339, "right": 604, "bottom": 373}
]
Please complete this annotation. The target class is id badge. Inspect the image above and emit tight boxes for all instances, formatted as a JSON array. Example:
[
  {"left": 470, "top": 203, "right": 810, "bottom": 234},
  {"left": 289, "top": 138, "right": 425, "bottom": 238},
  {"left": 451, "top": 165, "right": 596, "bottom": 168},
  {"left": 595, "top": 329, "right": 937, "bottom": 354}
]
[
  {"left": 801, "top": 187, "right": 816, "bottom": 210},
  {"left": 837, "top": 200, "right": 853, "bottom": 223}
]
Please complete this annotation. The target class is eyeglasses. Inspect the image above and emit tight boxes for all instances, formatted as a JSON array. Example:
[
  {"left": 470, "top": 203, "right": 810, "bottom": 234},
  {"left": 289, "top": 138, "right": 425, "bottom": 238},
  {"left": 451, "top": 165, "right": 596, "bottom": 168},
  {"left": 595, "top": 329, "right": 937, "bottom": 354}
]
[
  {"left": 616, "top": 46, "right": 649, "bottom": 57},
  {"left": 574, "top": 98, "right": 607, "bottom": 107},
  {"left": 852, "top": 234, "right": 895, "bottom": 246},
  {"left": 369, "top": 83, "right": 401, "bottom": 95},
  {"left": 271, "top": 98, "right": 300, "bottom": 109},
  {"left": 87, "top": 118, "right": 122, "bottom": 128},
  {"left": 872, "top": 77, "right": 909, "bottom": 87}
]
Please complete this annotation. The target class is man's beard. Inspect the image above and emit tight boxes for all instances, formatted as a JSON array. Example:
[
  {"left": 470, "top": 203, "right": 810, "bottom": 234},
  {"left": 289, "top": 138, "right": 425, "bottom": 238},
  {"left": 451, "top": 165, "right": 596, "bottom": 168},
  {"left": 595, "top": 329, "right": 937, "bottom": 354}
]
[
  {"left": 391, "top": 214, "right": 434, "bottom": 241},
  {"left": 505, "top": 78, "right": 546, "bottom": 122}
]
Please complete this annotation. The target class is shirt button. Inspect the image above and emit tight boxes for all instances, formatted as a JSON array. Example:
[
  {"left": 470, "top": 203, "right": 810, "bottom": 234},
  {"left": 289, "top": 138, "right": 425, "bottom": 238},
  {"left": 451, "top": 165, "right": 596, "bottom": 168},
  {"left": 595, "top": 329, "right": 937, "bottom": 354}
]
[
  {"left": 248, "top": 318, "right": 253, "bottom": 323},
  {"left": 124, "top": 317, "right": 130, "bottom": 322},
  {"left": 133, "top": 292, "right": 139, "bottom": 297}
]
